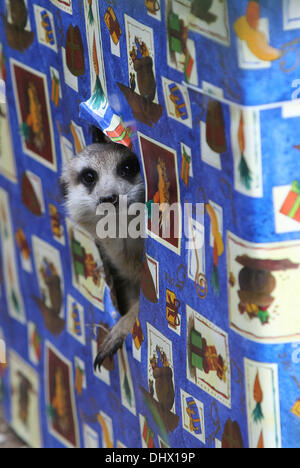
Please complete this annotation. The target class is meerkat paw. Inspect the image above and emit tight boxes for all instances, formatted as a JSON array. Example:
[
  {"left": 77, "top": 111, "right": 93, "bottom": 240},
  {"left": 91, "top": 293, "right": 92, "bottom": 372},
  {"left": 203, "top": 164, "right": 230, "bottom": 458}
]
[{"left": 94, "top": 302, "right": 139, "bottom": 371}]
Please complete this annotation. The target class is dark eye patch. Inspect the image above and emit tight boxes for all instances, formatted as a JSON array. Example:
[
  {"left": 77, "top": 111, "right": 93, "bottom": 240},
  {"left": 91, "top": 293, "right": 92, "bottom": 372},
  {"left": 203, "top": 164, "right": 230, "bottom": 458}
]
[
  {"left": 78, "top": 169, "right": 98, "bottom": 189},
  {"left": 59, "top": 178, "right": 68, "bottom": 200},
  {"left": 117, "top": 155, "right": 140, "bottom": 181}
]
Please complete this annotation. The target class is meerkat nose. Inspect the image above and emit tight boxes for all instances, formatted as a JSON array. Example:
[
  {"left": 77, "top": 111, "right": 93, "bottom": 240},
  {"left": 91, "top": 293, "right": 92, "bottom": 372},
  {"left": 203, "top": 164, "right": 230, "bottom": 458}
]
[{"left": 99, "top": 195, "right": 119, "bottom": 207}]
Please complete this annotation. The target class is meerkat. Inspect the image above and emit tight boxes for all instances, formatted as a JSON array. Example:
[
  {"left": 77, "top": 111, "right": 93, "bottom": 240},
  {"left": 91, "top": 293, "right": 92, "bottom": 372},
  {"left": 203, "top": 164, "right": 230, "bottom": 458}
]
[{"left": 61, "top": 142, "right": 145, "bottom": 370}]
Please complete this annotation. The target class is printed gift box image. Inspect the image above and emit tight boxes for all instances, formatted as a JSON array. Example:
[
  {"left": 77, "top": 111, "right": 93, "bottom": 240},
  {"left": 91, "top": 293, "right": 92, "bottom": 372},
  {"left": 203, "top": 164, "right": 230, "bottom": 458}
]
[{"left": 0, "top": 0, "right": 300, "bottom": 449}]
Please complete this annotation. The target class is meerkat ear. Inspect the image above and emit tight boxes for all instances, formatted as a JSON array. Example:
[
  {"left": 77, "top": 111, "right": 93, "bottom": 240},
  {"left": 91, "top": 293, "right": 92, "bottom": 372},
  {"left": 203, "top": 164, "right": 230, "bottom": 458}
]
[
  {"left": 92, "top": 126, "right": 111, "bottom": 144},
  {"left": 59, "top": 177, "right": 69, "bottom": 200}
]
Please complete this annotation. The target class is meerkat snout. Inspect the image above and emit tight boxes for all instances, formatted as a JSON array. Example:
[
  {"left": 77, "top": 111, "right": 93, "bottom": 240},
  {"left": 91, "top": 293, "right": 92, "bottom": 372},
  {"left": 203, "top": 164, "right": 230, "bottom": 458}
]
[
  {"left": 99, "top": 194, "right": 119, "bottom": 206},
  {"left": 62, "top": 142, "right": 145, "bottom": 370}
]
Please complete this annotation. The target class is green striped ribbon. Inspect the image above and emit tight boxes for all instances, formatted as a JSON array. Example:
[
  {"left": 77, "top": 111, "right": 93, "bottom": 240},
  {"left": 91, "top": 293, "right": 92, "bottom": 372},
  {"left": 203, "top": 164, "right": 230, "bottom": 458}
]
[{"left": 288, "top": 181, "right": 300, "bottom": 219}]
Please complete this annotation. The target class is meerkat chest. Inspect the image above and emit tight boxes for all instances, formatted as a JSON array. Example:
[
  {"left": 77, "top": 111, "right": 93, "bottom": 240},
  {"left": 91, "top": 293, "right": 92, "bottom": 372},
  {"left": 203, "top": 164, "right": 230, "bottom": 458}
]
[{"left": 99, "top": 237, "right": 143, "bottom": 284}]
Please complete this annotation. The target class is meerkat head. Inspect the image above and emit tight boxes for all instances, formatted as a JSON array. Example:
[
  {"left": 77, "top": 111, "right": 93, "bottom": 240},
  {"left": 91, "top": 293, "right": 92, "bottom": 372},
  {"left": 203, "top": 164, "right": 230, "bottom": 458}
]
[{"left": 61, "top": 143, "right": 145, "bottom": 238}]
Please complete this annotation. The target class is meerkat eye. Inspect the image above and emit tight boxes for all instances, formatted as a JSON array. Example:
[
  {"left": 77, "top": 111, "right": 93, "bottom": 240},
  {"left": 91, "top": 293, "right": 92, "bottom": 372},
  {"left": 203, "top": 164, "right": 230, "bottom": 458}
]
[
  {"left": 79, "top": 169, "right": 98, "bottom": 188},
  {"left": 117, "top": 156, "right": 140, "bottom": 180}
]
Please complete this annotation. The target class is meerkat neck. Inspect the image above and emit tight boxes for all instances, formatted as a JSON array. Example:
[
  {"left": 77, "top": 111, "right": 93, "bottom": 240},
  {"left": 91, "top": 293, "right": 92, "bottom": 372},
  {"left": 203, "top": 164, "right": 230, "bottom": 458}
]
[{"left": 96, "top": 236, "right": 144, "bottom": 284}]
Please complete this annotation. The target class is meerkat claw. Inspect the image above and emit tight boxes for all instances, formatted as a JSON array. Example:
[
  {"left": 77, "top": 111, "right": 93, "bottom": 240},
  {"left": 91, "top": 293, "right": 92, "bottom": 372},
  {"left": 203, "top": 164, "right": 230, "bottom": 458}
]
[{"left": 94, "top": 337, "right": 124, "bottom": 371}]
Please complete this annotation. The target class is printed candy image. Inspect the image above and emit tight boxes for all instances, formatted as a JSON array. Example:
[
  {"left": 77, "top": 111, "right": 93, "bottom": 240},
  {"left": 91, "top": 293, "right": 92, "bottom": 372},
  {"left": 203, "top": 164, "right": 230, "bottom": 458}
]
[
  {"left": 188, "top": 0, "right": 230, "bottom": 46},
  {"left": 21, "top": 171, "right": 45, "bottom": 217},
  {"left": 291, "top": 399, "right": 300, "bottom": 419},
  {"left": 125, "top": 15, "right": 157, "bottom": 102},
  {"left": 166, "top": 0, "right": 198, "bottom": 85},
  {"left": 49, "top": 203, "right": 65, "bottom": 245},
  {"left": 9, "top": 350, "right": 42, "bottom": 448},
  {"left": 104, "top": 7, "right": 122, "bottom": 46},
  {"left": 235, "top": 255, "right": 298, "bottom": 325},
  {"left": 230, "top": 107, "right": 263, "bottom": 197},
  {"left": 186, "top": 306, "right": 231, "bottom": 408},
  {"left": 50, "top": 0, "right": 72, "bottom": 15},
  {"left": 245, "top": 359, "right": 281, "bottom": 448},
  {"left": 180, "top": 390, "right": 205, "bottom": 443},
  {"left": 206, "top": 201, "right": 224, "bottom": 296},
  {"left": 66, "top": 295, "right": 85, "bottom": 345},
  {"left": 0, "top": 97, "right": 17, "bottom": 182},
  {"left": 117, "top": 344, "right": 136, "bottom": 416},
  {"left": 145, "top": 0, "right": 161, "bottom": 19},
  {"left": 141, "top": 255, "right": 159, "bottom": 304},
  {"left": 28, "top": 322, "right": 42, "bottom": 365},
  {"left": 227, "top": 232, "right": 300, "bottom": 343},
  {"left": 65, "top": 24, "right": 85, "bottom": 77},
  {"left": 15, "top": 228, "right": 32, "bottom": 275},
  {"left": 2, "top": 0, "right": 34, "bottom": 51},
  {"left": 280, "top": 181, "right": 300, "bottom": 224},
  {"left": 0, "top": 188, "right": 25, "bottom": 324},
  {"left": 166, "top": 289, "right": 181, "bottom": 334},
  {"left": 221, "top": 419, "right": 244, "bottom": 448},
  {"left": 186, "top": 211, "right": 207, "bottom": 300},
  {"left": 116, "top": 15, "right": 163, "bottom": 127},
  {"left": 141, "top": 324, "right": 179, "bottom": 439},
  {"left": 205, "top": 99, "right": 227, "bottom": 154},
  {"left": 66, "top": 219, "right": 105, "bottom": 310},
  {"left": 32, "top": 236, "right": 65, "bottom": 336},
  {"left": 139, "top": 415, "right": 155, "bottom": 449},
  {"left": 234, "top": 1, "right": 281, "bottom": 63},
  {"left": 162, "top": 77, "right": 192, "bottom": 128},
  {"left": 33, "top": 5, "right": 57, "bottom": 52}
]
